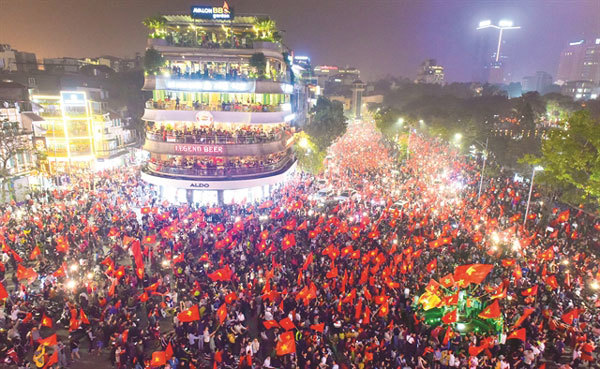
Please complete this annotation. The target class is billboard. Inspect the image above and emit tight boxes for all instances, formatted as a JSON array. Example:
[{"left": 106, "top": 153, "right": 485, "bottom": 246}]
[{"left": 191, "top": 1, "right": 233, "bottom": 20}]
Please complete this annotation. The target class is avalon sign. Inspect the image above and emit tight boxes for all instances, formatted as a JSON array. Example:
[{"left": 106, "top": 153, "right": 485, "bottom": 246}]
[
  {"left": 174, "top": 144, "right": 224, "bottom": 155},
  {"left": 191, "top": 2, "right": 234, "bottom": 20}
]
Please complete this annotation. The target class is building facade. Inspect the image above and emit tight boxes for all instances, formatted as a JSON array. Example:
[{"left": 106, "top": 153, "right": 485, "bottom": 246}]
[
  {"left": 0, "top": 44, "right": 37, "bottom": 73},
  {"left": 140, "top": 8, "right": 298, "bottom": 204},
  {"left": 521, "top": 71, "right": 553, "bottom": 94},
  {"left": 415, "top": 59, "right": 445, "bottom": 85},
  {"left": 556, "top": 38, "right": 600, "bottom": 85},
  {"left": 31, "top": 88, "right": 137, "bottom": 172}
]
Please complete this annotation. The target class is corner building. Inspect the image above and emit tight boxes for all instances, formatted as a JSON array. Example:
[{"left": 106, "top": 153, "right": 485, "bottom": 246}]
[{"left": 141, "top": 9, "right": 297, "bottom": 204}]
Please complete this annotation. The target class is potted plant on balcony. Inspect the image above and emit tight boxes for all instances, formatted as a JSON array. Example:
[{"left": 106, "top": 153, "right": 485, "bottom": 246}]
[
  {"left": 143, "top": 16, "right": 167, "bottom": 40},
  {"left": 143, "top": 48, "right": 165, "bottom": 75}
]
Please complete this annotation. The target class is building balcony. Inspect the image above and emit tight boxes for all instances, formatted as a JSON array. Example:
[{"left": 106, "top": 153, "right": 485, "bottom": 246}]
[
  {"left": 142, "top": 74, "right": 293, "bottom": 94},
  {"left": 146, "top": 100, "right": 286, "bottom": 113},
  {"left": 148, "top": 38, "right": 284, "bottom": 58},
  {"left": 144, "top": 156, "right": 295, "bottom": 180},
  {"left": 143, "top": 132, "right": 293, "bottom": 157},
  {"left": 142, "top": 108, "right": 293, "bottom": 125}
]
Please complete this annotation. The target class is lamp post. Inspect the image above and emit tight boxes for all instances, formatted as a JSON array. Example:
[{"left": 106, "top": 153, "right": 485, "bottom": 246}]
[
  {"left": 477, "top": 20, "right": 521, "bottom": 62},
  {"left": 523, "top": 165, "right": 544, "bottom": 227},
  {"left": 477, "top": 137, "right": 489, "bottom": 200}
]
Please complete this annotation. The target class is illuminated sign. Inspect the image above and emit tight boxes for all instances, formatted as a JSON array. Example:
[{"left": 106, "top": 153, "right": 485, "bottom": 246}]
[
  {"left": 191, "top": 2, "right": 233, "bottom": 20},
  {"left": 569, "top": 40, "right": 585, "bottom": 46},
  {"left": 190, "top": 183, "right": 210, "bottom": 188},
  {"left": 60, "top": 91, "right": 87, "bottom": 105},
  {"left": 174, "top": 144, "right": 224, "bottom": 155},
  {"left": 165, "top": 80, "right": 252, "bottom": 92}
]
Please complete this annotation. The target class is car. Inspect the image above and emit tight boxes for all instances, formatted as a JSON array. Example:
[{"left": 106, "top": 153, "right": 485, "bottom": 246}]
[
  {"left": 334, "top": 189, "right": 357, "bottom": 202},
  {"left": 311, "top": 188, "right": 334, "bottom": 202}
]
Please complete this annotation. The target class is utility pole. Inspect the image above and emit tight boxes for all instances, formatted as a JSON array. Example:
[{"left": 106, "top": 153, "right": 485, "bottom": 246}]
[{"left": 477, "top": 137, "right": 488, "bottom": 200}]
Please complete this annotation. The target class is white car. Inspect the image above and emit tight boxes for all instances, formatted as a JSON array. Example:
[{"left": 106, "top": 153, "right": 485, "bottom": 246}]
[{"left": 334, "top": 189, "right": 357, "bottom": 202}]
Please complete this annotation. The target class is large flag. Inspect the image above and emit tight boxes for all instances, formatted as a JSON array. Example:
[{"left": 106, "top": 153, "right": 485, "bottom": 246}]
[
  {"left": 16, "top": 264, "right": 38, "bottom": 282},
  {"left": 151, "top": 351, "right": 166, "bottom": 366},
  {"left": 310, "top": 323, "right": 325, "bottom": 333},
  {"left": 39, "top": 334, "right": 57, "bottom": 346},
  {"left": 207, "top": 266, "right": 233, "bottom": 281},
  {"left": 507, "top": 328, "right": 526, "bottom": 341},
  {"left": 442, "top": 309, "right": 458, "bottom": 325},
  {"left": 276, "top": 331, "right": 296, "bottom": 356},
  {"left": 177, "top": 305, "right": 200, "bottom": 322},
  {"left": 217, "top": 303, "right": 227, "bottom": 324},
  {"left": 521, "top": 285, "right": 538, "bottom": 297},
  {"left": 561, "top": 308, "right": 583, "bottom": 325},
  {"left": 0, "top": 281, "right": 8, "bottom": 300},
  {"left": 478, "top": 300, "right": 501, "bottom": 319},
  {"left": 513, "top": 307, "right": 535, "bottom": 329},
  {"left": 263, "top": 320, "right": 280, "bottom": 330},
  {"left": 279, "top": 317, "right": 296, "bottom": 331},
  {"left": 42, "top": 351, "right": 58, "bottom": 369},
  {"left": 454, "top": 264, "right": 493, "bottom": 285}
]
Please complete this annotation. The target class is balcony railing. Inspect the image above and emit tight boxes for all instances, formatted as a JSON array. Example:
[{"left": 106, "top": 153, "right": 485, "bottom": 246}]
[
  {"left": 157, "top": 68, "right": 290, "bottom": 84},
  {"left": 146, "top": 101, "right": 283, "bottom": 113},
  {"left": 146, "top": 157, "right": 293, "bottom": 178},
  {"left": 146, "top": 131, "right": 285, "bottom": 145}
]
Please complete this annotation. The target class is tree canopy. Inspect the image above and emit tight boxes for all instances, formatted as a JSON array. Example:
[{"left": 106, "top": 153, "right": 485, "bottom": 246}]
[
  {"left": 522, "top": 111, "right": 600, "bottom": 206},
  {"left": 304, "top": 97, "right": 347, "bottom": 151}
]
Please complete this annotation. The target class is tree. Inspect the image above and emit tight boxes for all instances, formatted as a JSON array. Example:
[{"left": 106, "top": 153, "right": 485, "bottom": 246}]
[
  {"left": 0, "top": 122, "right": 34, "bottom": 201},
  {"left": 304, "top": 97, "right": 347, "bottom": 151},
  {"left": 143, "top": 48, "right": 164, "bottom": 74},
  {"left": 249, "top": 53, "right": 267, "bottom": 78},
  {"left": 522, "top": 111, "right": 600, "bottom": 206},
  {"left": 293, "top": 132, "right": 325, "bottom": 174},
  {"left": 142, "top": 16, "right": 167, "bottom": 38}
]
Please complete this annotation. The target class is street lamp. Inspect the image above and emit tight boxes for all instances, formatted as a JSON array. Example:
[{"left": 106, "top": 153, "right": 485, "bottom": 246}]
[
  {"left": 477, "top": 20, "right": 521, "bottom": 62},
  {"left": 476, "top": 138, "right": 489, "bottom": 200},
  {"left": 523, "top": 165, "right": 544, "bottom": 227}
]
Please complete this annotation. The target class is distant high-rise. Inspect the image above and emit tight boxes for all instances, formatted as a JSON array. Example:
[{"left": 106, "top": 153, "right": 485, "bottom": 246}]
[
  {"left": 415, "top": 59, "right": 445, "bottom": 85},
  {"left": 522, "top": 71, "right": 553, "bottom": 94},
  {"left": 475, "top": 20, "right": 520, "bottom": 84},
  {"left": 556, "top": 38, "right": 600, "bottom": 85}
]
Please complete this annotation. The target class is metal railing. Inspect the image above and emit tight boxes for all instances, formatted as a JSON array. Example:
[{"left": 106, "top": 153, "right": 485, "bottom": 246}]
[
  {"left": 146, "top": 132, "right": 285, "bottom": 145},
  {"left": 146, "top": 101, "right": 282, "bottom": 113},
  {"left": 146, "top": 157, "right": 292, "bottom": 178}
]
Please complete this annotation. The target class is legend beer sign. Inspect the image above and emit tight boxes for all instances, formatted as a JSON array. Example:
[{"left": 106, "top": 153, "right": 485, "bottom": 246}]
[
  {"left": 191, "top": 1, "right": 233, "bottom": 20},
  {"left": 174, "top": 144, "right": 224, "bottom": 155}
]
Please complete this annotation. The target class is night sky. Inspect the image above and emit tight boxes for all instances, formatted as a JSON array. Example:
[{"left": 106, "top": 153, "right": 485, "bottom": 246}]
[{"left": 1, "top": 0, "right": 599, "bottom": 82}]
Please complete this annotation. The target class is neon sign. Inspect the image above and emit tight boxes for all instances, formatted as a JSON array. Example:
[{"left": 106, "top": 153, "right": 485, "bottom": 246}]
[
  {"left": 191, "top": 2, "right": 234, "bottom": 20},
  {"left": 174, "top": 144, "right": 224, "bottom": 155}
]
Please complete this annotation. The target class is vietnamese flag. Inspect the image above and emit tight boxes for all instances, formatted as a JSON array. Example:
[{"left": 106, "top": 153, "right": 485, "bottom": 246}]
[
  {"left": 217, "top": 303, "right": 227, "bottom": 324},
  {"left": 442, "top": 309, "right": 458, "bottom": 325},
  {"left": 142, "top": 234, "right": 156, "bottom": 244},
  {"left": 42, "top": 351, "right": 58, "bottom": 369},
  {"left": 439, "top": 274, "right": 455, "bottom": 289},
  {"left": 16, "top": 264, "right": 38, "bottom": 282},
  {"left": 276, "top": 331, "right": 296, "bottom": 356},
  {"left": 297, "top": 220, "right": 308, "bottom": 231},
  {"left": 0, "top": 281, "right": 8, "bottom": 300},
  {"left": 469, "top": 344, "right": 486, "bottom": 357},
  {"left": 454, "top": 264, "right": 493, "bottom": 285},
  {"left": 427, "top": 259, "right": 437, "bottom": 273},
  {"left": 151, "top": 351, "right": 166, "bottom": 367},
  {"left": 522, "top": 285, "right": 538, "bottom": 296},
  {"left": 29, "top": 246, "right": 41, "bottom": 260},
  {"left": 263, "top": 320, "right": 280, "bottom": 330},
  {"left": 501, "top": 259, "right": 516, "bottom": 267},
  {"left": 478, "top": 300, "right": 501, "bottom": 319},
  {"left": 224, "top": 292, "right": 237, "bottom": 304},
  {"left": 302, "top": 252, "right": 313, "bottom": 271},
  {"left": 545, "top": 275, "right": 559, "bottom": 290},
  {"left": 378, "top": 301, "right": 390, "bottom": 317},
  {"left": 165, "top": 342, "right": 174, "bottom": 360},
  {"left": 310, "top": 323, "right": 325, "bottom": 332},
  {"left": 442, "top": 326, "right": 453, "bottom": 345},
  {"left": 213, "top": 224, "right": 225, "bottom": 234},
  {"left": 513, "top": 307, "right": 535, "bottom": 329},
  {"left": 39, "top": 333, "right": 57, "bottom": 346},
  {"left": 442, "top": 292, "right": 459, "bottom": 307},
  {"left": 282, "top": 233, "right": 296, "bottom": 250},
  {"left": 561, "top": 308, "right": 583, "bottom": 325},
  {"left": 177, "top": 305, "right": 200, "bottom": 322},
  {"left": 208, "top": 266, "right": 233, "bottom": 282},
  {"left": 41, "top": 313, "right": 53, "bottom": 328},
  {"left": 507, "top": 328, "right": 526, "bottom": 341},
  {"left": 557, "top": 209, "right": 570, "bottom": 223},
  {"left": 279, "top": 317, "right": 296, "bottom": 331}
]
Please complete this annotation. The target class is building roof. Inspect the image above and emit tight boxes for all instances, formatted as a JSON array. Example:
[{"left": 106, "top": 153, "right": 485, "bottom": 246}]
[
  {"left": 162, "top": 14, "right": 258, "bottom": 27},
  {"left": 0, "top": 80, "right": 27, "bottom": 89},
  {"left": 22, "top": 112, "right": 45, "bottom": 121}
]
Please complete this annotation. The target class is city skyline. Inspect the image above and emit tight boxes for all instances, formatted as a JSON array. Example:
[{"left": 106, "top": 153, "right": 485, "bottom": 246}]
[{"left": 1, "top": 0, "right": 599, "bottom": 82}]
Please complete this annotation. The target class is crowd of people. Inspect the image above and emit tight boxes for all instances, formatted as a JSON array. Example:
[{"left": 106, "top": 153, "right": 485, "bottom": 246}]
[
  {"left": 148, "top": 151, "right": 290, "bottom": 176},
  {"left": 147, "top": 99, "right": 280, "bottom": 113},
  {"left": 0, "top": 120, "right": 598, "bottom": 369},
  {"left": 147, "top": 125, "right": 288, "bottom": 145}
]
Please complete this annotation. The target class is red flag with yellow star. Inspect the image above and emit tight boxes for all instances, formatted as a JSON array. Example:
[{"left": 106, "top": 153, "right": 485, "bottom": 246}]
[
  {"left": 478, "top": 300, "right": 501, "bottom": 319},
  {"left": 276, "top": 331, "right": 296, "bottom": 356},
  {"left": 177, "top": 305, "right": 200, "bottom": 322}
]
